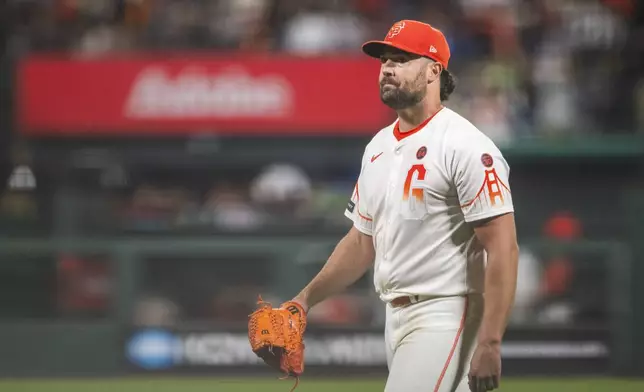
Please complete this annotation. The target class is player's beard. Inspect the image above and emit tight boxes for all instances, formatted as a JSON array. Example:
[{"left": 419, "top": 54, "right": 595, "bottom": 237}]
[{"left": 379, "top": 72, "right": 427, "bottom": 110}]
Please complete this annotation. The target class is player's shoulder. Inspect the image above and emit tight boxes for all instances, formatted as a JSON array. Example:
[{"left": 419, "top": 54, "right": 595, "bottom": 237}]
[
  {"left": 441, "top": 107, "right": 487, "bottom": 141},
  {"left": 441, "top": 107, "right": 501, "bottom": 153}
]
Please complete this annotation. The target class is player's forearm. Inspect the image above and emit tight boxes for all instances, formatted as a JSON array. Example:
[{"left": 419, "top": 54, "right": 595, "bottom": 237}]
[
  {"left": 478, "top": 245, "right": 519, "bottom": 345},
  {"left": 294, "top": 228, "right": 375, "bottom": 311}
]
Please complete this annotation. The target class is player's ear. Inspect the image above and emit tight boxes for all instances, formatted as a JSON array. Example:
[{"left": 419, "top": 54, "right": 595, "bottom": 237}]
[{"left": 426, "top": 60, "right": 442, "bottom": 84}]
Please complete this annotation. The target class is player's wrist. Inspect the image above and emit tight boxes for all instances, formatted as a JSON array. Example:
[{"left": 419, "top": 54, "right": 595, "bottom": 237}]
[
  {"left": 477, "top": 337, "right": 502, "bottom": 348},
  {"left": 290, "top": 296, "right": 310, "bottom": 313}
]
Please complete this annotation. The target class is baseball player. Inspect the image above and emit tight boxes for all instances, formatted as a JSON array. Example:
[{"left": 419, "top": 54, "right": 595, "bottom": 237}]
[{"left": 282, "top": 20, "right": 519, "bottom": 392}]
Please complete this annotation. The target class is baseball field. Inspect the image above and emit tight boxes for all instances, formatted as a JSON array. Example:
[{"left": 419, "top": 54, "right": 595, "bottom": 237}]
[{"left": 0, "top": 377, "right": 642, "bottom": 392}]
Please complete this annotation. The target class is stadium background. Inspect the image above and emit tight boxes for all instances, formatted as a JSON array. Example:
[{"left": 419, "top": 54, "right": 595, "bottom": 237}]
[{"left": 0, "top": 0, "right": 643, "bottom": 391}]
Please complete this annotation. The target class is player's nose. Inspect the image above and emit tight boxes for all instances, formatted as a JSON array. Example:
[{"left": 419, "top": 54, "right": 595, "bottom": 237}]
[{"left": 382, "top": 67, "right": 394, "bottom": 77}]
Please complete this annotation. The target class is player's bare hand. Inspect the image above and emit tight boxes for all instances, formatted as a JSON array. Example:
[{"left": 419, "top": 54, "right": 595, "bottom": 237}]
[{"left": 468, "top": 342, "right": 501, "bottom": 392}]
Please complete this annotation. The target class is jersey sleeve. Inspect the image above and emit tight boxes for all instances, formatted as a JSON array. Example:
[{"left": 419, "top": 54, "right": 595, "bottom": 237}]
[
  {"left": 452, "top": 135, "right": 514, "bottom": 223},
  {"left": 344, "top": 150, "right": 374, "bottom": 235}
]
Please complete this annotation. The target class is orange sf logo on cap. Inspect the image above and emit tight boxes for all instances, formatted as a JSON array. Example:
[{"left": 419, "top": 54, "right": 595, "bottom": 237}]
[{"left": 387, "top": 21, "right": 406, "bottom": 39}]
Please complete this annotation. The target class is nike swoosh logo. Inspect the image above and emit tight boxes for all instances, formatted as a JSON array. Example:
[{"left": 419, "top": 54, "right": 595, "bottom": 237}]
[{"left": 371, "top": 152, "right": 384, "bottom": 163}]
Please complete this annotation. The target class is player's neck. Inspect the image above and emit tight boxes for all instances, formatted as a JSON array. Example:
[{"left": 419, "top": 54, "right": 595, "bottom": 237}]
[{"left": 396, "top": 100, "right": 443, "bottom": 134}]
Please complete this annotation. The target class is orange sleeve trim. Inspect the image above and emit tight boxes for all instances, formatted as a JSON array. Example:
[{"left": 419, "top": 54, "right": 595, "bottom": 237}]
[
  {"left": 433, "top": 297, "right": 469, "bottom": 392},
  {"left": 355, "top": 181, "right": 373, "bottom": 222}
]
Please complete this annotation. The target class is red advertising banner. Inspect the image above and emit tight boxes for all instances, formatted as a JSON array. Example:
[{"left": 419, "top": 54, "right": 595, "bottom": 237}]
[{"left": 17, "top": 55, "right": 393, "bottom": 136}]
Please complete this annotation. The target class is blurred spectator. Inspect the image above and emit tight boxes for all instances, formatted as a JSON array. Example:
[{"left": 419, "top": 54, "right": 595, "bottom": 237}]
[
  {"left": 543, "top": 210, "right": 583, "bottom": 240},
  {"left": 218, "top": 0, "right": 275, "bottom": 50},
  {"left": 133, "top": 295, "right": 180, "bottom": 327},
  {"left": 0, "top": 188, "right": 38, "bottom": 232},
  {"left": 123, "top": 184, "right": 191, "bottom": 231},
  {"left": 56, "top": 254, "right": 111, "bottom": 318},
  {"left": 281, "top": 0, "right": 369, "bottom": 55},
  {"left": 119, "top": 0, "right": 153, "bottom": 29},
  {"left": 510, "top": 248, "right": 542, "bottom": 325},
  {"left": 531, "top": 41, "right": 578, "bottom": 136},
  {"left": 250, "top": 163, "right": 313, "bottom": 220},
  {"left": 75, "top": 22, "right": 133, "bottom": 55},
  {"left": 198, "top": 183, "right": 263, "bottom": 231},
  {"left": 0, "top": 142, "right": 40, "bottom": 234},
  {"left": 537, "top": 211, "right": 583, "bottom": 325}
]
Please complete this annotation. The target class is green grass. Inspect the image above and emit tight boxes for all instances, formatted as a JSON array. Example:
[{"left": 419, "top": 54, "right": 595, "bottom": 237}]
[{"left": 0, "top": 378, "right": 642, "bottom": 392}]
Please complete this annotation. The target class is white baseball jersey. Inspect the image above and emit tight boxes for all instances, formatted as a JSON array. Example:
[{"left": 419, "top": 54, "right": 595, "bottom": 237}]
[{"left": 344, "top": 107, "right": 514, "bottom": 302}]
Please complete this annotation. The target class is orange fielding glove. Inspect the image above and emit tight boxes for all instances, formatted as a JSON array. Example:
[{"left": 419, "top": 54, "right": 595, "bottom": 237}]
[{"left": 248, "top": 296, "right": 307, "bottom": 390}]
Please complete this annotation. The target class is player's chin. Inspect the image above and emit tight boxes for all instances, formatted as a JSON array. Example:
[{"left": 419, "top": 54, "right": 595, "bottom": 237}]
[
  {"left": 380, "top": 94, "right": 408, "bottom": 110},
  {"left": 380, "top": 89, "right": 396, "bottom": 101}
]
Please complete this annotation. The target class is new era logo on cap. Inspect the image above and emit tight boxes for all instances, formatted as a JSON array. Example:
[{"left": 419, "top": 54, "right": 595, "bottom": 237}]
[{"left": 361, "top": 20, "right": 451, "bottom": 69}]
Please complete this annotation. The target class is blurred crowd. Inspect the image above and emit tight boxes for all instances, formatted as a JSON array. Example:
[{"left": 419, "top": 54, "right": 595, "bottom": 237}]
[
  {"left": 48, "top": 201, "right": 607, "bottom": 330},
  {"left": 119, "top": 163, "right": 350, "bottom": 233},
  {"left": 4, "top": 0, "right": 644, "bottom": 141}
]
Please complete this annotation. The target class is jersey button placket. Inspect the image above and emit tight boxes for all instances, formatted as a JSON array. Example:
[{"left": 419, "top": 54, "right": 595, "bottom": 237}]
[
  {"left": 385, "top": 144, "right": 404, "bottom": 262},
  {"left": 382, "top": 148, "right": 396, "bottom": 262},
  {"left": 387, "top": 182, "right": 394, "bottom": 227}
]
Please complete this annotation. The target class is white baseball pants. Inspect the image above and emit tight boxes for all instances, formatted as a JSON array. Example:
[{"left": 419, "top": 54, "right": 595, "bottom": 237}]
[{"left": 384, "top": 294, "right": 484, "bottom": 392}]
